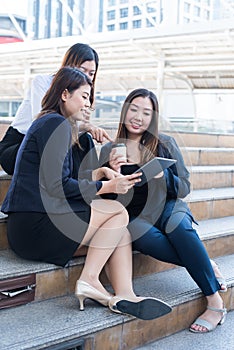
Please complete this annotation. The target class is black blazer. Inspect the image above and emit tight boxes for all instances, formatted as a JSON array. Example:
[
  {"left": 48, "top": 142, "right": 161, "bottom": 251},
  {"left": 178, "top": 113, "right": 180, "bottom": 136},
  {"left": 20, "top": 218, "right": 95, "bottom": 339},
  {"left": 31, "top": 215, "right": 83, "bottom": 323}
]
[{"left": 2, "top": 113, "right": 101, "bottom": 215}]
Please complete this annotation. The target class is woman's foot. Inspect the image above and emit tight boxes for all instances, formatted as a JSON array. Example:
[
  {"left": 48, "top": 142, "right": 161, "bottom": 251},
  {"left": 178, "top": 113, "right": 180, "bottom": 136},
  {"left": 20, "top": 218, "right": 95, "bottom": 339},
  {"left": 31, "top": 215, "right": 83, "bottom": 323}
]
[
  {"left": 190, "top": 293, "right": 226, "bottom": 333},
  {"left": 190, "top": 307, "right": 225, "bottom": 332},
  {"left": 210, "top": 259, "right": 227, "bottom": 292}
]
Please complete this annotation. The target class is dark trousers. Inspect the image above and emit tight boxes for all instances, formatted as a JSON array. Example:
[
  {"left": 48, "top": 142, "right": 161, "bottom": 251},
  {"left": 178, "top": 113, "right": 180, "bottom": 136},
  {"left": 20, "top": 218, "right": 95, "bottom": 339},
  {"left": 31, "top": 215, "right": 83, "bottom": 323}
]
[
  {"left": 130, "top": 201, "right": 220, "bottom": 296},
  {"left": 0, "top": 126, "right": 24, "bottom": 175}
]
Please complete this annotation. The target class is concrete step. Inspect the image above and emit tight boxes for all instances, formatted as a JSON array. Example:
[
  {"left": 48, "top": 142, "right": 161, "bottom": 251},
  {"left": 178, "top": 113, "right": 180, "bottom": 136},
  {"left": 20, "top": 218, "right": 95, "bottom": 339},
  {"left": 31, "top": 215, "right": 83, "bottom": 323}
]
[
  {"left": 135, "top": 310, "right": 234, "bottom": 350},
  {"left": 0, "top": 254, "right": 233, "bottom": 350},
  {"left": 169, "top": 131, "right": 234, "bottom": 148},
  {"left": 189, "top": 165, "right": 234, "bottom": 189},
  {"left": 187, "top": 187, "right": 234, "bottom": 220},
  {"left": 100, "top": 127, "right": 234, "bottom": 149},
  {"left": 181, "top": 147, "right": 234, "bottom": 166},
  {"left": 0, "top": 216, "right": 233, "bottom": 302}
]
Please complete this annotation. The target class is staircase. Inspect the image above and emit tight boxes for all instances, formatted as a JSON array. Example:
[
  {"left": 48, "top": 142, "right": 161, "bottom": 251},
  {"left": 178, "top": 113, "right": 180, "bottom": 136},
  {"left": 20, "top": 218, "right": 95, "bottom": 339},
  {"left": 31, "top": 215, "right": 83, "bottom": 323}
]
[{"left": 0, "top": 131, "right": 234, "bottom": 350}]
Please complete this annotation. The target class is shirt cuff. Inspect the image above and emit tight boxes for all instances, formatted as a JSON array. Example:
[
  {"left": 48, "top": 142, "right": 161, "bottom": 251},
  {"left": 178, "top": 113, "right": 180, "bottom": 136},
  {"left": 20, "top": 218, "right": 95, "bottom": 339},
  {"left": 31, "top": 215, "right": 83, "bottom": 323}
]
[{"left": 96, "top": 181, "right": 103, "bottom": 192}]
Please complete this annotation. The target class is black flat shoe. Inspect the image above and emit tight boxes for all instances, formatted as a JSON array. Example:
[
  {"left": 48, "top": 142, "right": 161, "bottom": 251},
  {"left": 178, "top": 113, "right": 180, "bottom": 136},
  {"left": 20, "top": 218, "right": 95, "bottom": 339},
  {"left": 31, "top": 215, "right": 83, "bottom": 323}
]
[{"left": 109, "top": 296, "right": 172, "bottom": 320}]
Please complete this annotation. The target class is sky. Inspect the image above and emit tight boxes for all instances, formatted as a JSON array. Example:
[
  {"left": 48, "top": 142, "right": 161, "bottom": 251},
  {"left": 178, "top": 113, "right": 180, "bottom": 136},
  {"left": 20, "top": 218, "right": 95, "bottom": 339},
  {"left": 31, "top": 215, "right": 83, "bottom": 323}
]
[{"left": 0, "top": 0, "right": 28, "bottom": 16}]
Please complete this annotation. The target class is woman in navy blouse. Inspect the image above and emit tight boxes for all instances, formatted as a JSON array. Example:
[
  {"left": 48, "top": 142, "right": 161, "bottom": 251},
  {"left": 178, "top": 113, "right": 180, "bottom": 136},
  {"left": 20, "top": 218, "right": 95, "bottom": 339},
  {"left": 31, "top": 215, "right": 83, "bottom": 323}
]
[
  {"left": 1, "top": 69, "right": 172, "bottom": 320},
  {"left": 99, "top": 88, "right": 227, "bottom": 332}
]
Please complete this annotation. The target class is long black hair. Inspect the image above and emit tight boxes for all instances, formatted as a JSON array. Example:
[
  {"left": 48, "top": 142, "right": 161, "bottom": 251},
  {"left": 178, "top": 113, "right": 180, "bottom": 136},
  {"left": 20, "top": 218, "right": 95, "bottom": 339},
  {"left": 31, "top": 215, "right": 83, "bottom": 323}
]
[
  {"left": 38, "top": 66, "right": 92, "bottom": 146},
  {"left": 116, "top": 88, "right": 159, "bottom": 163},
  {"left": 61, "top": 43, "right": 98, "bottom": 106}
]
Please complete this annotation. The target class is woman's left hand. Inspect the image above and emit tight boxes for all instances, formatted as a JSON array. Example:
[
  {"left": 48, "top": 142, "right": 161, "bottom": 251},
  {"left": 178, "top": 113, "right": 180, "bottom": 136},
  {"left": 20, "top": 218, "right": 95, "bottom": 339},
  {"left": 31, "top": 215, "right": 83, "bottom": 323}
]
[
  {"left": 80, "top": 121, "right": 112, "bottom": 143},
  {"left": 88, "top": 124, "right": 113, "bottom": 143},
  {"left": 154, "top": 171, "right": 164, "bottom": 179}
]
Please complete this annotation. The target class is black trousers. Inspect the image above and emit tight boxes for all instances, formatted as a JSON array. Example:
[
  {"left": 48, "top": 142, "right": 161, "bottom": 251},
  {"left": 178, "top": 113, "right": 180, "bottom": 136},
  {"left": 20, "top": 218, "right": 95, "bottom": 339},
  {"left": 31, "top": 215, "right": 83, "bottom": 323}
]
[{"left": 0, "top": 126, "right": 24, "bottom": 175}]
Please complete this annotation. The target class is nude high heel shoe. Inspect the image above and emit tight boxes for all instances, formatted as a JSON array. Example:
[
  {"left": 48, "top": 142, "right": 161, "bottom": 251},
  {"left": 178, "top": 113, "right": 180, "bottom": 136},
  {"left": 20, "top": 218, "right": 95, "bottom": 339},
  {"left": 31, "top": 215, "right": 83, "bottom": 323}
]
[{"left": 75, "top": 280, "right": 112, "bottom": 311}]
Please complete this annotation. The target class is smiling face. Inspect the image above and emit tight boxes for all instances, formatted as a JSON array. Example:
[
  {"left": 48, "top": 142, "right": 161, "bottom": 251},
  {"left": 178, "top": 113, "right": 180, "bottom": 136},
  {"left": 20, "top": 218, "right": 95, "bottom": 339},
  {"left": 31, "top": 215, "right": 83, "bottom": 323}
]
[
  {"left": 124, "top": 96, "right": 153, "bottom": 140},
  {"left": 78, "top": 60, "right": 96, "bottom": 81},
  {"left": 61, "top": 84, "right": 91, "bottom": 121}
]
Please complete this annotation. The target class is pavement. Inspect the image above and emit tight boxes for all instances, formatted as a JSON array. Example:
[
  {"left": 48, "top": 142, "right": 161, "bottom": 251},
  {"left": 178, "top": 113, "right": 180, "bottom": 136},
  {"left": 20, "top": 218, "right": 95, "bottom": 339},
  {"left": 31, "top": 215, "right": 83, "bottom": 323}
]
[{"left": 136, "top": 309, "right": 234, "bottom": 350}]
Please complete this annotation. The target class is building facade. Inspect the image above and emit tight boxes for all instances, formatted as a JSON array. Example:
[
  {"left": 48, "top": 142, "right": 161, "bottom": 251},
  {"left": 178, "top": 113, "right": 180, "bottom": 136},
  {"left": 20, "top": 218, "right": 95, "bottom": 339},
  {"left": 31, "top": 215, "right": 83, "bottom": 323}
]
[
  {"left": 99, "top": 0, "right": 161, "bottom": 32},
  {"left": 26, "top": 0, "right": 234, "bottom": 39},
  {"left": 99, "top": 0, "right": 232, "bottom": 32},
  {"left": 27, "top": 0, "right": 86, "bottom": 39}
]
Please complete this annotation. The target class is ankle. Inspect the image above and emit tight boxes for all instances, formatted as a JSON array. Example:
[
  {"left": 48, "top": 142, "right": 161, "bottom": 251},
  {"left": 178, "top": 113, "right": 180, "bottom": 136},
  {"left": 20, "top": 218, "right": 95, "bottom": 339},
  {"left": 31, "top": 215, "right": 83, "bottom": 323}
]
[
  {"left": 206, "top": 293, "right": 223, "bottom": 308},
  {"left": 79, "top": 273, "right": 99, "bottom": 285}
]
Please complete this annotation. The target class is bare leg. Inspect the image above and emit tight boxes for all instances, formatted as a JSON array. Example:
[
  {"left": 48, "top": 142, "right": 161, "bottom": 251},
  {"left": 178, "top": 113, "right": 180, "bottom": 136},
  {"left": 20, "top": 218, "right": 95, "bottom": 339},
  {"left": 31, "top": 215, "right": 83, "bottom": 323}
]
[
  {"left": 76, "top": 199, "right": 172, "bottom": 320},
  {"left": 78, "top": 199, "right": 131, "bottom": 295},
  {"left": 104, "top": 232, "right": 136, "bottom": 298}
]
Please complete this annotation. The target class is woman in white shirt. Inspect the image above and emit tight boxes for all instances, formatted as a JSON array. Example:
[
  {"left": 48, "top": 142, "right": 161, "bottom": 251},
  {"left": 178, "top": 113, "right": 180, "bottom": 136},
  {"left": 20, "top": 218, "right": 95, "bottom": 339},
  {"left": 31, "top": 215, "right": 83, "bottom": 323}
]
[{"left": 0, "top": 43, "right": 111, "bottom": 174}]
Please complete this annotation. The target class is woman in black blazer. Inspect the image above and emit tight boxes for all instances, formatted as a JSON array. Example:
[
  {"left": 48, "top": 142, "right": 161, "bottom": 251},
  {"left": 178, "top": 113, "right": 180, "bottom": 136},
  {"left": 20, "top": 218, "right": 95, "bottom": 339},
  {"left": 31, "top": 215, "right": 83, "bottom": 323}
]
[{"left": 1, "top": 69, "right": 172, "bottom": 320}]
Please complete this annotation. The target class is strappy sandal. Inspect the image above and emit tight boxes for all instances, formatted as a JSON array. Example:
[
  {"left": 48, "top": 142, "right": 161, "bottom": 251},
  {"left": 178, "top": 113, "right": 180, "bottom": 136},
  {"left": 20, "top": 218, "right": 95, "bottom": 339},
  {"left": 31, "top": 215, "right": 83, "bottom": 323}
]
[{"left": 189, "top": 305, "right": 227, "bottom": 333}]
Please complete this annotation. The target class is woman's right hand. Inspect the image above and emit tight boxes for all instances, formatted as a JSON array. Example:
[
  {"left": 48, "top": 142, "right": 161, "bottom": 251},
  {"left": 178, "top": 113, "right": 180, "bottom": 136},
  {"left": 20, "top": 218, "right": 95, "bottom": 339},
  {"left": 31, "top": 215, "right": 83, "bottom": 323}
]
[
  {"left": 97, "top": 172, "right": 142, "bottom": 195},
  {"left": 109, "top": 148, "right": 127, "bottom": 173}
]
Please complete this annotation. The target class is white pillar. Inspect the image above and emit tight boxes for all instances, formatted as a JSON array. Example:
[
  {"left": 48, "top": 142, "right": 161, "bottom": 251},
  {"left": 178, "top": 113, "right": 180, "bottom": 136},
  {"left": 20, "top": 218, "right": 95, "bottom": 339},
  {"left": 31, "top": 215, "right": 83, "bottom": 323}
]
[
  {"left": 23, "top": 63, "right": 31, "bottom": 99},
  {"left": 157, "top": 54, "right": 165, "bottom": 119}
]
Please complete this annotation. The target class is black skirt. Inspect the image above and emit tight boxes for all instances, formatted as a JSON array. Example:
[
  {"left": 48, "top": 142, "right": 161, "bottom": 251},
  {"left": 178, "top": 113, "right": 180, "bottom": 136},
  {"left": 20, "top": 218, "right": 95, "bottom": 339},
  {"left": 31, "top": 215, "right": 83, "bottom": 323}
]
[{"left": 7, "top": 210, "right": 90, "bottom": 267}]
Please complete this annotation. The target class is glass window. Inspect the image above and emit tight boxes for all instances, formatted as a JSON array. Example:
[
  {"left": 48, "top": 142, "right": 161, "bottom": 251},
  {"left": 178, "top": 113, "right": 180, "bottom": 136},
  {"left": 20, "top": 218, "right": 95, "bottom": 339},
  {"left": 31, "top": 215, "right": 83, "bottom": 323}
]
[
  {"left": 107, "top": 24, "right": 115, "bottom": 31},
  {"left": 133, "top": 5, "right": 141, "bottom": 15},
  {"left": 194, "top": 6, "right": 200, "bottom": 16},
  {"left": 146, "top": 17, "right": 156, "bottom": 27},
  {"left": 184, "top": 17, "right": 190, "bottom": 23},
  {"left": 120, "top": 8, "right": 128, "bottom": 18},
  {"left": 115, "top": 95, "right": 125, "bottom": 102},
  {"left": 120, "top": 0, "right": 128, "bottom": 3},
  {"left": 204, "top": 9, "right": 210, "bottom": 20},
  {"left": 107, "top": 10, "right": 116, "bottom": 20},
  {"left": 56, "top": 7, "right": 60, "bottom": 20},
  {"left": 33, "top": 0, "right": 37, "bottom": 16},
  {"left": 12, "top": 102, "right": 21, "bottom": 116},
  {"left": 184, "top": 2, "right": 190, "bottom": 13},
  {"left": 119, "top": 22, "right": 128, "bottom": 30},
  {"left": 108, "top": 0, "right": 116, "bottom": 6},
  {"left": 133, "top": 19, "right": 142, "bottom": 28},
  {"left": 0, "top": 102, "right": 9, "bottom": 117},
  {"left": 147, "top": 5, "right": 156, "bottom": 13}
]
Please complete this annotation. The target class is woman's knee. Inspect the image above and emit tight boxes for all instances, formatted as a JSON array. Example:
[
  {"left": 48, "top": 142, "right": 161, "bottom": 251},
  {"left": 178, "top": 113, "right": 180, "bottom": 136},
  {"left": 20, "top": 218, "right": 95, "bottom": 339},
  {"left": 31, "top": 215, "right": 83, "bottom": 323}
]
[
  {"left": 91, "top": 199, "right": 127, "bottom": 215},
  {"left": 164, "top": 212, "right": 193, "bottom": 234},
  {"left": 91, "top": 199, "right": 129, "bottom": 227}
]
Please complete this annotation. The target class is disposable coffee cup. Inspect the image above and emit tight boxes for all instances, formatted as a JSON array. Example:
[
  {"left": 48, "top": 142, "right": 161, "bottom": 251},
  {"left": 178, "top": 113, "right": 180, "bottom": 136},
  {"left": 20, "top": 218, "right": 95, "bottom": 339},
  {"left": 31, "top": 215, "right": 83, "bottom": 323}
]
[{"left": 112, "top": 143, "right": 127, "bottom": 162}]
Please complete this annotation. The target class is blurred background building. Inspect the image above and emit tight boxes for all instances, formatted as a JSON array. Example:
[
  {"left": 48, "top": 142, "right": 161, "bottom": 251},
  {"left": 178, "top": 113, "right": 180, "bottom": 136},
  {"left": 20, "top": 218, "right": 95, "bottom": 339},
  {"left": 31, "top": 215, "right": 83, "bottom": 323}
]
[
  {"left": 0, "top": 0, "right": 234, "bottom": 132},
  {"left": 24, "top": 0, "right": 234, "bottom": 39}
]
